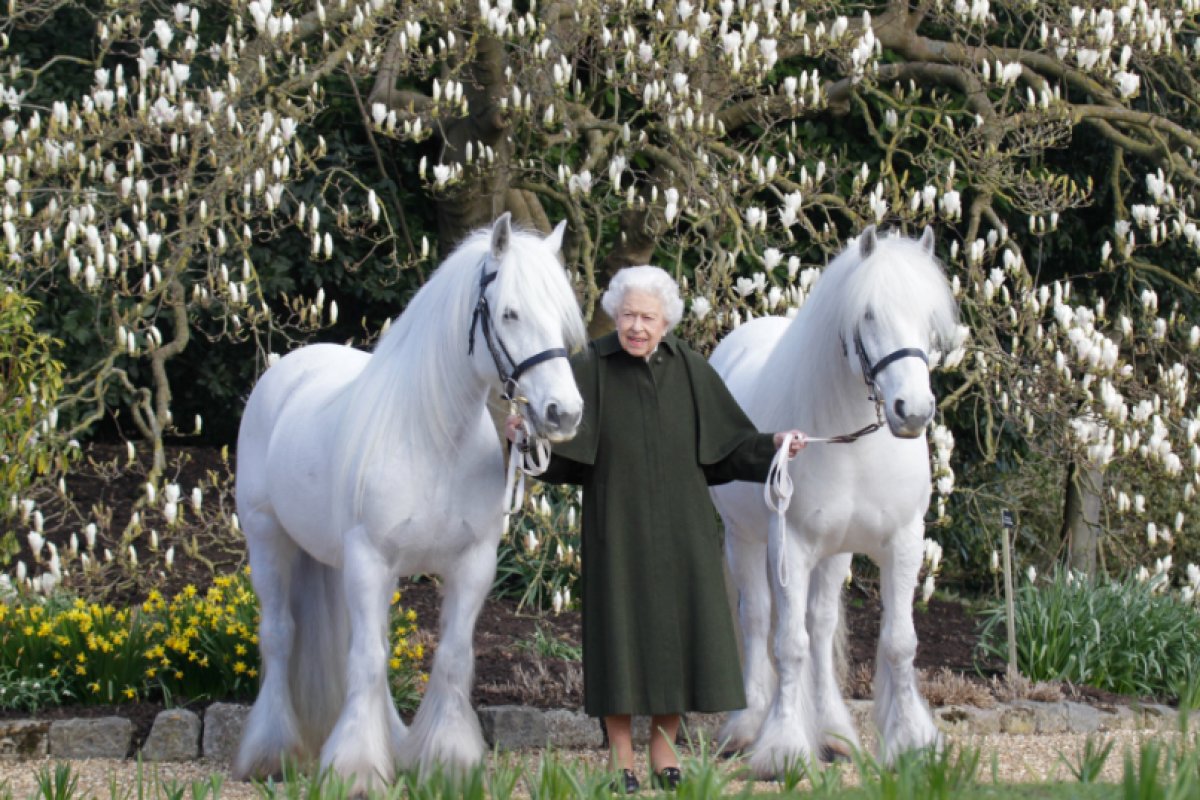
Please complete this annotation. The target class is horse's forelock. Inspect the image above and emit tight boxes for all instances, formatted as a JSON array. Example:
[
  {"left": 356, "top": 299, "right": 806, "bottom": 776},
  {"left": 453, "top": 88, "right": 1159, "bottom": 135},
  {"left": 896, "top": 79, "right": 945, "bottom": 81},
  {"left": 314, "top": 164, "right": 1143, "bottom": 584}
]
[
  {"left": 840, "top": 234, "right": 957, "bottom": 348},
  {"left": 754, "top": 230, "right": 957, "bottom": 430},
  {"left": 491, "top": 228, "right": 586, "bottom": 351}
]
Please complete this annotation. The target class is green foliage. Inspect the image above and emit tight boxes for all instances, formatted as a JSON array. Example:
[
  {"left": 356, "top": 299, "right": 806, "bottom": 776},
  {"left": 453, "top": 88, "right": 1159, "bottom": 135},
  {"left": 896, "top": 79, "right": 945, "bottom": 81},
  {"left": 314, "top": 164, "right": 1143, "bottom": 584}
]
[
  {"left": 1061, "top": 737, "right": 1117, "bottom": 785},
  {"left": 33, "top": 762, "right": 79, "bottom": 800},
  {"left": 258, "top": 760, "right": 354, "bottom": 800},
  {"left": 0, "top": 665, "right": 75, "bottom": 713},
  {"left": 514, "top": 624, "right": 582, "bottom": 662},
  {"left": 850, "top": 744, "right": 981, "bottom": 800},
  {"left": 978, "top": 570, "right": 1200, "bottom": 699},
  {"left": 1117, "top": 737, "right": 1200, "bottom": 800},
  {"left": 494, "top": 484, "right": 581, "bottom": 613},
  {"left": 524, "top": 751, "right": 613, "bottom": 800},
  {"left": 0, "top": 287, "right": 74, "bottom": 557}
]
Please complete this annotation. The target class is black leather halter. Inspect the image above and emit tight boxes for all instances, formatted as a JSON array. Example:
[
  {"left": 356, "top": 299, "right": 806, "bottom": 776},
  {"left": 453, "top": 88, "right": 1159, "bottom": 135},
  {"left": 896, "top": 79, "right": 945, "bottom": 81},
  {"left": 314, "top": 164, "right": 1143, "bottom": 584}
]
[
  {"left": 853, "top": 328, "right": 928, "bottom": 416},
  {"left": 468, "top": 260, "right": 568, "bottom": 402},
  {"left": 819, "top": 329, "right": 929, "bottom": 444}
]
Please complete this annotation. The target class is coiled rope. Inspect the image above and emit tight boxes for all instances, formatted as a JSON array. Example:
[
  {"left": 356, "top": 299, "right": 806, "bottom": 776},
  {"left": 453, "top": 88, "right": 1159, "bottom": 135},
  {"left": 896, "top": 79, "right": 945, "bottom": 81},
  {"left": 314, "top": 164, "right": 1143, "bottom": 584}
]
[
  {"left": 503, "top": 416, "right": 551, "bottom": 522},
  {"left": 764, "top": 433, "right": 797, "bottom": 588}
]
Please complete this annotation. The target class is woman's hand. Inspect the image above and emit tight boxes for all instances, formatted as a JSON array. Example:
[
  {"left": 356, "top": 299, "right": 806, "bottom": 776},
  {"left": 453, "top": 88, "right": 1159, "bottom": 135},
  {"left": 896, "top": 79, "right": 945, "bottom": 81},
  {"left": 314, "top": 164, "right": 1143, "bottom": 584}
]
[
  {"left": 505, "top": 414, "right": 524, "bottom": 443},
  {"left": 773, "top": 430, "right": 808, "bottom": 458}
]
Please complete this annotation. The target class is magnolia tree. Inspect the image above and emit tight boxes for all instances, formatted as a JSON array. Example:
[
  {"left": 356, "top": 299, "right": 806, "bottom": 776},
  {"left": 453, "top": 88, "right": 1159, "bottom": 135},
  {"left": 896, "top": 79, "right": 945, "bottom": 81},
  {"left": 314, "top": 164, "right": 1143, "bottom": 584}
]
[
  {"left": 2, "top": 0, "right": 1199, "bottom": 595},
  {"left": 0, "top": 0, "right": 414, "bottom": 585},
  {"left": 0, "top": 0, "right": 401, "bottom": 474}
]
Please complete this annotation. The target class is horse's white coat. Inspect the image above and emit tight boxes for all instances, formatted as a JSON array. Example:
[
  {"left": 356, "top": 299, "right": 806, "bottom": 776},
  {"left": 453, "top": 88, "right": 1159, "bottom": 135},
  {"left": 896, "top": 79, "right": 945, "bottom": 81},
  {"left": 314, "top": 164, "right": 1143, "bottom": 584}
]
[
  {"left": 232, "top": 215, "right": 585, "bottom": 792},
  {"left": 710, "top": 227, "right": 959, "bottom": 776}
]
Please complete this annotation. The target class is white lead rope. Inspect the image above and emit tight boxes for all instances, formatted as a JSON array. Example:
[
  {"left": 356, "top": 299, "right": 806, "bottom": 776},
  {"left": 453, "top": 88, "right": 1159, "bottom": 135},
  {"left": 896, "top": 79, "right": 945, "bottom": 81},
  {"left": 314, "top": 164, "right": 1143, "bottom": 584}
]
[
  {"left": 503, "top": 418, "right": 551, "bottom": 521},
  {"left": 762, "top": 425, "right": 886, "bottom": 587},
  {"left": 764, "top": 433, "right": 796, "bottom": 588}
]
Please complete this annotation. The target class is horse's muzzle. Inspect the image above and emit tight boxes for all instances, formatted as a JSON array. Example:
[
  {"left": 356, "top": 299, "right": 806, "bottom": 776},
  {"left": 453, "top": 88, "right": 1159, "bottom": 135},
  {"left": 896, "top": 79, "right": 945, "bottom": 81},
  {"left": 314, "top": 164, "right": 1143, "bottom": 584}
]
[
  {"left": 886, "top": 395, "right": 934, "bottom": 439},
  {"left": 534, "top": 402, "right": 582, "bottom": 443}
]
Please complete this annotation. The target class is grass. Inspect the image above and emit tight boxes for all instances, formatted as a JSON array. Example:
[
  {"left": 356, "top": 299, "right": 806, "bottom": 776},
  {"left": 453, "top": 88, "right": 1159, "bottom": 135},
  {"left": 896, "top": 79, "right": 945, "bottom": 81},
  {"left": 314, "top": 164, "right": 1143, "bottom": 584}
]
[{"left": 1, "top": 724, "right": 1194, "bottom": 800}]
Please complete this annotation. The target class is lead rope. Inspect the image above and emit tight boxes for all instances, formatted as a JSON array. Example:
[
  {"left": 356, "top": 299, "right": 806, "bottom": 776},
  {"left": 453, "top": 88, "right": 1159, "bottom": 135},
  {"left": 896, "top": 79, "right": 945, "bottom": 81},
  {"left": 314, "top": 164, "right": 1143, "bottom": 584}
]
[
  {"left": 762, "top": 424, "right": 887, "bottom": 588},
  {"left": 764, "top": 433, "right": 796, "bottom": 588},
  {"left": 503, "top": 412, "right": 551, "bottom": 526}
]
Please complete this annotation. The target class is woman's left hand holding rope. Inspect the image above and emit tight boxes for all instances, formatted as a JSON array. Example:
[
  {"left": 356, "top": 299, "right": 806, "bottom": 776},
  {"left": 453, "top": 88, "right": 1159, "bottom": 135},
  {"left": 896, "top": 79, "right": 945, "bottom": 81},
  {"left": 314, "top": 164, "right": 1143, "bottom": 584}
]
[{"left": 773, "top": 430, "right": 808, "bottom": 459}]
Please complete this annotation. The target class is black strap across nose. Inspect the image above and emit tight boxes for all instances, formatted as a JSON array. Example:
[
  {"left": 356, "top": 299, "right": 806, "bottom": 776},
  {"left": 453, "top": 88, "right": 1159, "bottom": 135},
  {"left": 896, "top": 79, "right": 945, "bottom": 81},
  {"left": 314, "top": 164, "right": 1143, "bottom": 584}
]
[
  {"left": 468, "top": 260, "right": 569, "bottom": 402},
  {"left": 852, "top": 329, "right": 928, "bottom": 415}
]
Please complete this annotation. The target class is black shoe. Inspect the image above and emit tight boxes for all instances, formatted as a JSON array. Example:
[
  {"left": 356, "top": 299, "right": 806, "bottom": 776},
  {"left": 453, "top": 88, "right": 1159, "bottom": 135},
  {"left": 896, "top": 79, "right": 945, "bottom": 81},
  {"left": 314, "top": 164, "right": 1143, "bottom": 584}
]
[
  {"left": 611, "top": 769, "right": 639, "bottom": 794},
  {"left": 653, "top": 767, "right": 682, "bottom": 791}
]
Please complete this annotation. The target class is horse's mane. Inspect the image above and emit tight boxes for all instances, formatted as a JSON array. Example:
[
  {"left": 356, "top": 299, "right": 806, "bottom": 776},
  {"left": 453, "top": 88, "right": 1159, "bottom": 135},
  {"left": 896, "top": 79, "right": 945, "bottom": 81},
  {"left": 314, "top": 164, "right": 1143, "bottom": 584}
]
[
  {"left": 752, "top": 232, "right": 959, "bottom": 432},
  {"left": 331, "top": 226, "right": 585, "bottom": 527}
]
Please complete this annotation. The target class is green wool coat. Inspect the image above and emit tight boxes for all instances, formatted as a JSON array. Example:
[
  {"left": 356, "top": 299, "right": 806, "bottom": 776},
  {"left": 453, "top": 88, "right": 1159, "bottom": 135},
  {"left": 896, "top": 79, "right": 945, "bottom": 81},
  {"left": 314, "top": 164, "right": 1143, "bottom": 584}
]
[{"left": 541, "top": 331, "right": 778, "bottom": 718}]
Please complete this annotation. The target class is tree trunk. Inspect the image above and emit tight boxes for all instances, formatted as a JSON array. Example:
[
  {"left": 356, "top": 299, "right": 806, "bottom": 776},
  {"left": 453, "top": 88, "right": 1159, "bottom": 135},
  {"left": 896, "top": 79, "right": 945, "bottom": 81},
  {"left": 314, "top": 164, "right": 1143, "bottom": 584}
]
[{"left": 1062, "top": 459, "right": 1103, "bottom": 575}]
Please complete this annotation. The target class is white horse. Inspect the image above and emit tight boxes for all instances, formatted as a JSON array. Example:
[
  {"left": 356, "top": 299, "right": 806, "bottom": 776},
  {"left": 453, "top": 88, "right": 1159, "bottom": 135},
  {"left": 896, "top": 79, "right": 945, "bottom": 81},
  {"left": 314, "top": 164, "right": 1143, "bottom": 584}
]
[
  {"left": 710, "top": 226, "right": 959, "bottom": 776},
  {"left": 232, "top": 214, "right": 585, "bottom": 792}
]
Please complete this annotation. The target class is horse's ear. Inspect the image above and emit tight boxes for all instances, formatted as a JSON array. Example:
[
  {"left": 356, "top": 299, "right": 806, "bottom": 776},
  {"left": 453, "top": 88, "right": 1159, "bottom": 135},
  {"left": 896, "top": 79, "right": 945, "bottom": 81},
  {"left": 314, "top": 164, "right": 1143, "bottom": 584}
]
[
  {"left": 545, "top": 219, "right": 567, "bottom": 254},
  {"left": 859, "top": 225, "right": 877, "bottom": 258},
  {"left": 919, "top": 225, "right": 935, "bottom": 254},
  {"left": 490, "top": 212, "right": 513, "bottom": 260}
]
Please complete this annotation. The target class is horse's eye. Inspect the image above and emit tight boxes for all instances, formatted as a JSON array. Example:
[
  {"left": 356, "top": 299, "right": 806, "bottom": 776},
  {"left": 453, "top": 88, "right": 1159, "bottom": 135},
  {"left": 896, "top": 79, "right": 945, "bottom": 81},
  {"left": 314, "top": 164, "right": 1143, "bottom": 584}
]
[
  {"left": 502, "top": 308, "right": 519, "bottom": 321},
  {"left": 864, "top": 309, "right": 875, "bottom": 322}
]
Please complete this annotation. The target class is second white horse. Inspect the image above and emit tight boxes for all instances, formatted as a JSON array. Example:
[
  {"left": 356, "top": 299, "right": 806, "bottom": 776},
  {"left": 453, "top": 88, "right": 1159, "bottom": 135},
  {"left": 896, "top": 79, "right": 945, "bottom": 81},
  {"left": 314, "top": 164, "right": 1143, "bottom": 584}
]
[{"left": 711, "top": 226, "right": 959, "bottom": 776}]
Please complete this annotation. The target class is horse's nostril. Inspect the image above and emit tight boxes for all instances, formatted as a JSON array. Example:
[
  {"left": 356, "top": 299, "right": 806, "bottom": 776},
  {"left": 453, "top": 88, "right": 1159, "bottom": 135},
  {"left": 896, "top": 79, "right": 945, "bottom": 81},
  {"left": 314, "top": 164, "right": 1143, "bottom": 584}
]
[
  {"left": 894, "top": 398, "right": 906, "bottom": 419},
  {"left": 546, "top": 403, "right": 560, "bottom": 425}
]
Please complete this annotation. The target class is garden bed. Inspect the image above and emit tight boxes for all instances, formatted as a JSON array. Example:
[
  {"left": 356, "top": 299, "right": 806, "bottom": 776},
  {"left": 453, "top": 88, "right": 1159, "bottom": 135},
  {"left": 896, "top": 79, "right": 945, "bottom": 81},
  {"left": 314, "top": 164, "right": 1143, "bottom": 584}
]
[{"left": 6, "top": 443, "right": 1163, "bottom": 743}]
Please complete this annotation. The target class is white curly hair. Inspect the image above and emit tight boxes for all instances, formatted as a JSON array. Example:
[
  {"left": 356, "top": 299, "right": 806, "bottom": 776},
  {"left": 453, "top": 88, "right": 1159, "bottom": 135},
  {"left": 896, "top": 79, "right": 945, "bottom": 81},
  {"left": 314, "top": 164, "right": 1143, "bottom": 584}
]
[{"left": 600, "top": 266, "right": 684, "bottom": 328}]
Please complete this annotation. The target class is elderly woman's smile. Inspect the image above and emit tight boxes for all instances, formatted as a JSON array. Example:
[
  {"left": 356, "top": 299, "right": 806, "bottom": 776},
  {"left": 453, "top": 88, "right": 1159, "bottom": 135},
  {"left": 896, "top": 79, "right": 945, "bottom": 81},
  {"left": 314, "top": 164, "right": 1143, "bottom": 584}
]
[{"left": 616, "top": 289, "right": 671, "bottom": 358}]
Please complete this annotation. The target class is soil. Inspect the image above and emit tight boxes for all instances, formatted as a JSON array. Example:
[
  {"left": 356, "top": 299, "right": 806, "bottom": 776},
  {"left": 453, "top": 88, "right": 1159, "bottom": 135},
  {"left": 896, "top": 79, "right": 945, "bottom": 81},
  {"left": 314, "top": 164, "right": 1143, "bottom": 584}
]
[{"left": 6, "top": 444, "right": 1138, "bottom": 751}]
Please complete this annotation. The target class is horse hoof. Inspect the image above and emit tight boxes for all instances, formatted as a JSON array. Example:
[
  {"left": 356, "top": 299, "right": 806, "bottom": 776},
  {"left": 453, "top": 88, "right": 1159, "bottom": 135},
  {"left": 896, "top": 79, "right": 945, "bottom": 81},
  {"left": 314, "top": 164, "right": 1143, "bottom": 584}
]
[{"left": 819, "top": 743, "right": 852, "bottom": 763}]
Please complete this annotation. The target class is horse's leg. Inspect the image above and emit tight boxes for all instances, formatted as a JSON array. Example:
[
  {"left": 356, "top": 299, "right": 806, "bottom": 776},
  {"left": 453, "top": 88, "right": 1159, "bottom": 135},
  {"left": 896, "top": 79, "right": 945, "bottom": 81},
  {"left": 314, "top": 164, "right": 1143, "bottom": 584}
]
[
  {"left": 718, "top": 525, "right": 776, "bottom": 753},
  {"left": 806, "top": 552, "right": 860, "bottom": 758},
  {"left": 398, "top": 536, "right": 494, "bottom": 774},
  {"left": 873, "top": 519, "right": 940, "bottom": 763},
  {"left": 233, "top": 511, "right": 307, "bottom": 780},
  {"left": 747, "top": 518, "right": 818, "bottom": 779},
  {"left": 320, "top": 526, "right": 399, "bottom": 794}
]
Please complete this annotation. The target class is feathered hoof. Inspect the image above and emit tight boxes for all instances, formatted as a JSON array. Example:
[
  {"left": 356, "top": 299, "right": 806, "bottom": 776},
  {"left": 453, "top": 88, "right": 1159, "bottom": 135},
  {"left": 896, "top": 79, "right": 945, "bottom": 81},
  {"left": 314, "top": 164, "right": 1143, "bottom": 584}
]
[
  {"left": 878, "top": 726, "right": 943, "bottom": 766},
  {"left": 747, "top": 734, "right": 815, "bottom": 781},
  {"left": 398, "top": 726, "right": 486, "bottom": 777},
  {"left": 819, "top": 741, "right": 854, "bottom": 763},
  {"left": 717, "top": 710, "right": 763, "bottom": 756},
  {"left": 322, "top": 751, "right": 394, "bottom": 798},
  {"left": 231, "top": 743, "right": 310, "bottom": 783}
]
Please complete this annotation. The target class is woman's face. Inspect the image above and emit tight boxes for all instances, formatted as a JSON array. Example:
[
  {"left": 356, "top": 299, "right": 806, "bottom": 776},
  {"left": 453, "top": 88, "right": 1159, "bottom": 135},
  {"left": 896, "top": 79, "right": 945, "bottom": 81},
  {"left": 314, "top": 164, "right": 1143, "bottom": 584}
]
[{"left": 616, "top": 289, "right": 670, "bottom": 358}]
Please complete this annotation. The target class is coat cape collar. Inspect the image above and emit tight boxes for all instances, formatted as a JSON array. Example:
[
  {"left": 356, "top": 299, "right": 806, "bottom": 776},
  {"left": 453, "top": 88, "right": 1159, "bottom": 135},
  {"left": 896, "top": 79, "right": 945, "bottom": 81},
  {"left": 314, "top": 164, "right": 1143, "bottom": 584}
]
[{"left": 553, "top": 331, "right": 748, "bottom": 469}]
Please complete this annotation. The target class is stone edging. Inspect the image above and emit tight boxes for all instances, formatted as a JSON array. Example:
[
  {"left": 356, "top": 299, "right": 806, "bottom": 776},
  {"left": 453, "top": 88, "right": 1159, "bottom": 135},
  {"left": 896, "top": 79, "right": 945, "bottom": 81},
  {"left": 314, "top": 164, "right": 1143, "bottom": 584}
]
[{"left": 0, "top": 701, "right": 1194, "bottom": 763}]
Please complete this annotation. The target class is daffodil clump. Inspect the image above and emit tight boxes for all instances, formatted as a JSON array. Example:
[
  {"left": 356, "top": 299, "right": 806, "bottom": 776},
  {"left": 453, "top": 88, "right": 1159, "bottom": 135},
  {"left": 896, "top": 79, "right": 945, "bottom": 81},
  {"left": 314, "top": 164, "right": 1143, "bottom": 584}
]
[
  {"left": 0, "top": 568, "right": 426, "bottom": 711},
  {"left": 140, "top": 571, "right": 260, "bottom": 703}
]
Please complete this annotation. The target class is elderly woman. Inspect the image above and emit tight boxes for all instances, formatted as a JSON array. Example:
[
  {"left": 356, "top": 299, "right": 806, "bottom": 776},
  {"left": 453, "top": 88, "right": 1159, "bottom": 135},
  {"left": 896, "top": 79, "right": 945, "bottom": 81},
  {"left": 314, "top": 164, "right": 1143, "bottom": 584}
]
[{"left": 510, "top": 266, "right": 805, "bottom": 793}]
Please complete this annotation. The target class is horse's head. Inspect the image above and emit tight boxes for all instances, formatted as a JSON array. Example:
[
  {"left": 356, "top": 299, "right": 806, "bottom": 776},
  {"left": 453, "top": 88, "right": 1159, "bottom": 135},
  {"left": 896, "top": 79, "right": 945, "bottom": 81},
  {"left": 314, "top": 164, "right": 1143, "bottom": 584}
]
[
  {"left": 847, "top": 226, "right": 957, "bottom": 439},
  {"left": 470, "top": 213, "right": 585, "bottom": 442}
]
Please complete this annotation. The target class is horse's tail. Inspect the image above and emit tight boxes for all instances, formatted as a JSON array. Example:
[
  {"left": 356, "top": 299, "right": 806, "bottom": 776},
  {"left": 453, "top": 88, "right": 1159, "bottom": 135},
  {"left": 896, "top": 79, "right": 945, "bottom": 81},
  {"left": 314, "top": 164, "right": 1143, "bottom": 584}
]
[{"left": 288, "top": 552, "right": 349, "bottom": 750}]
